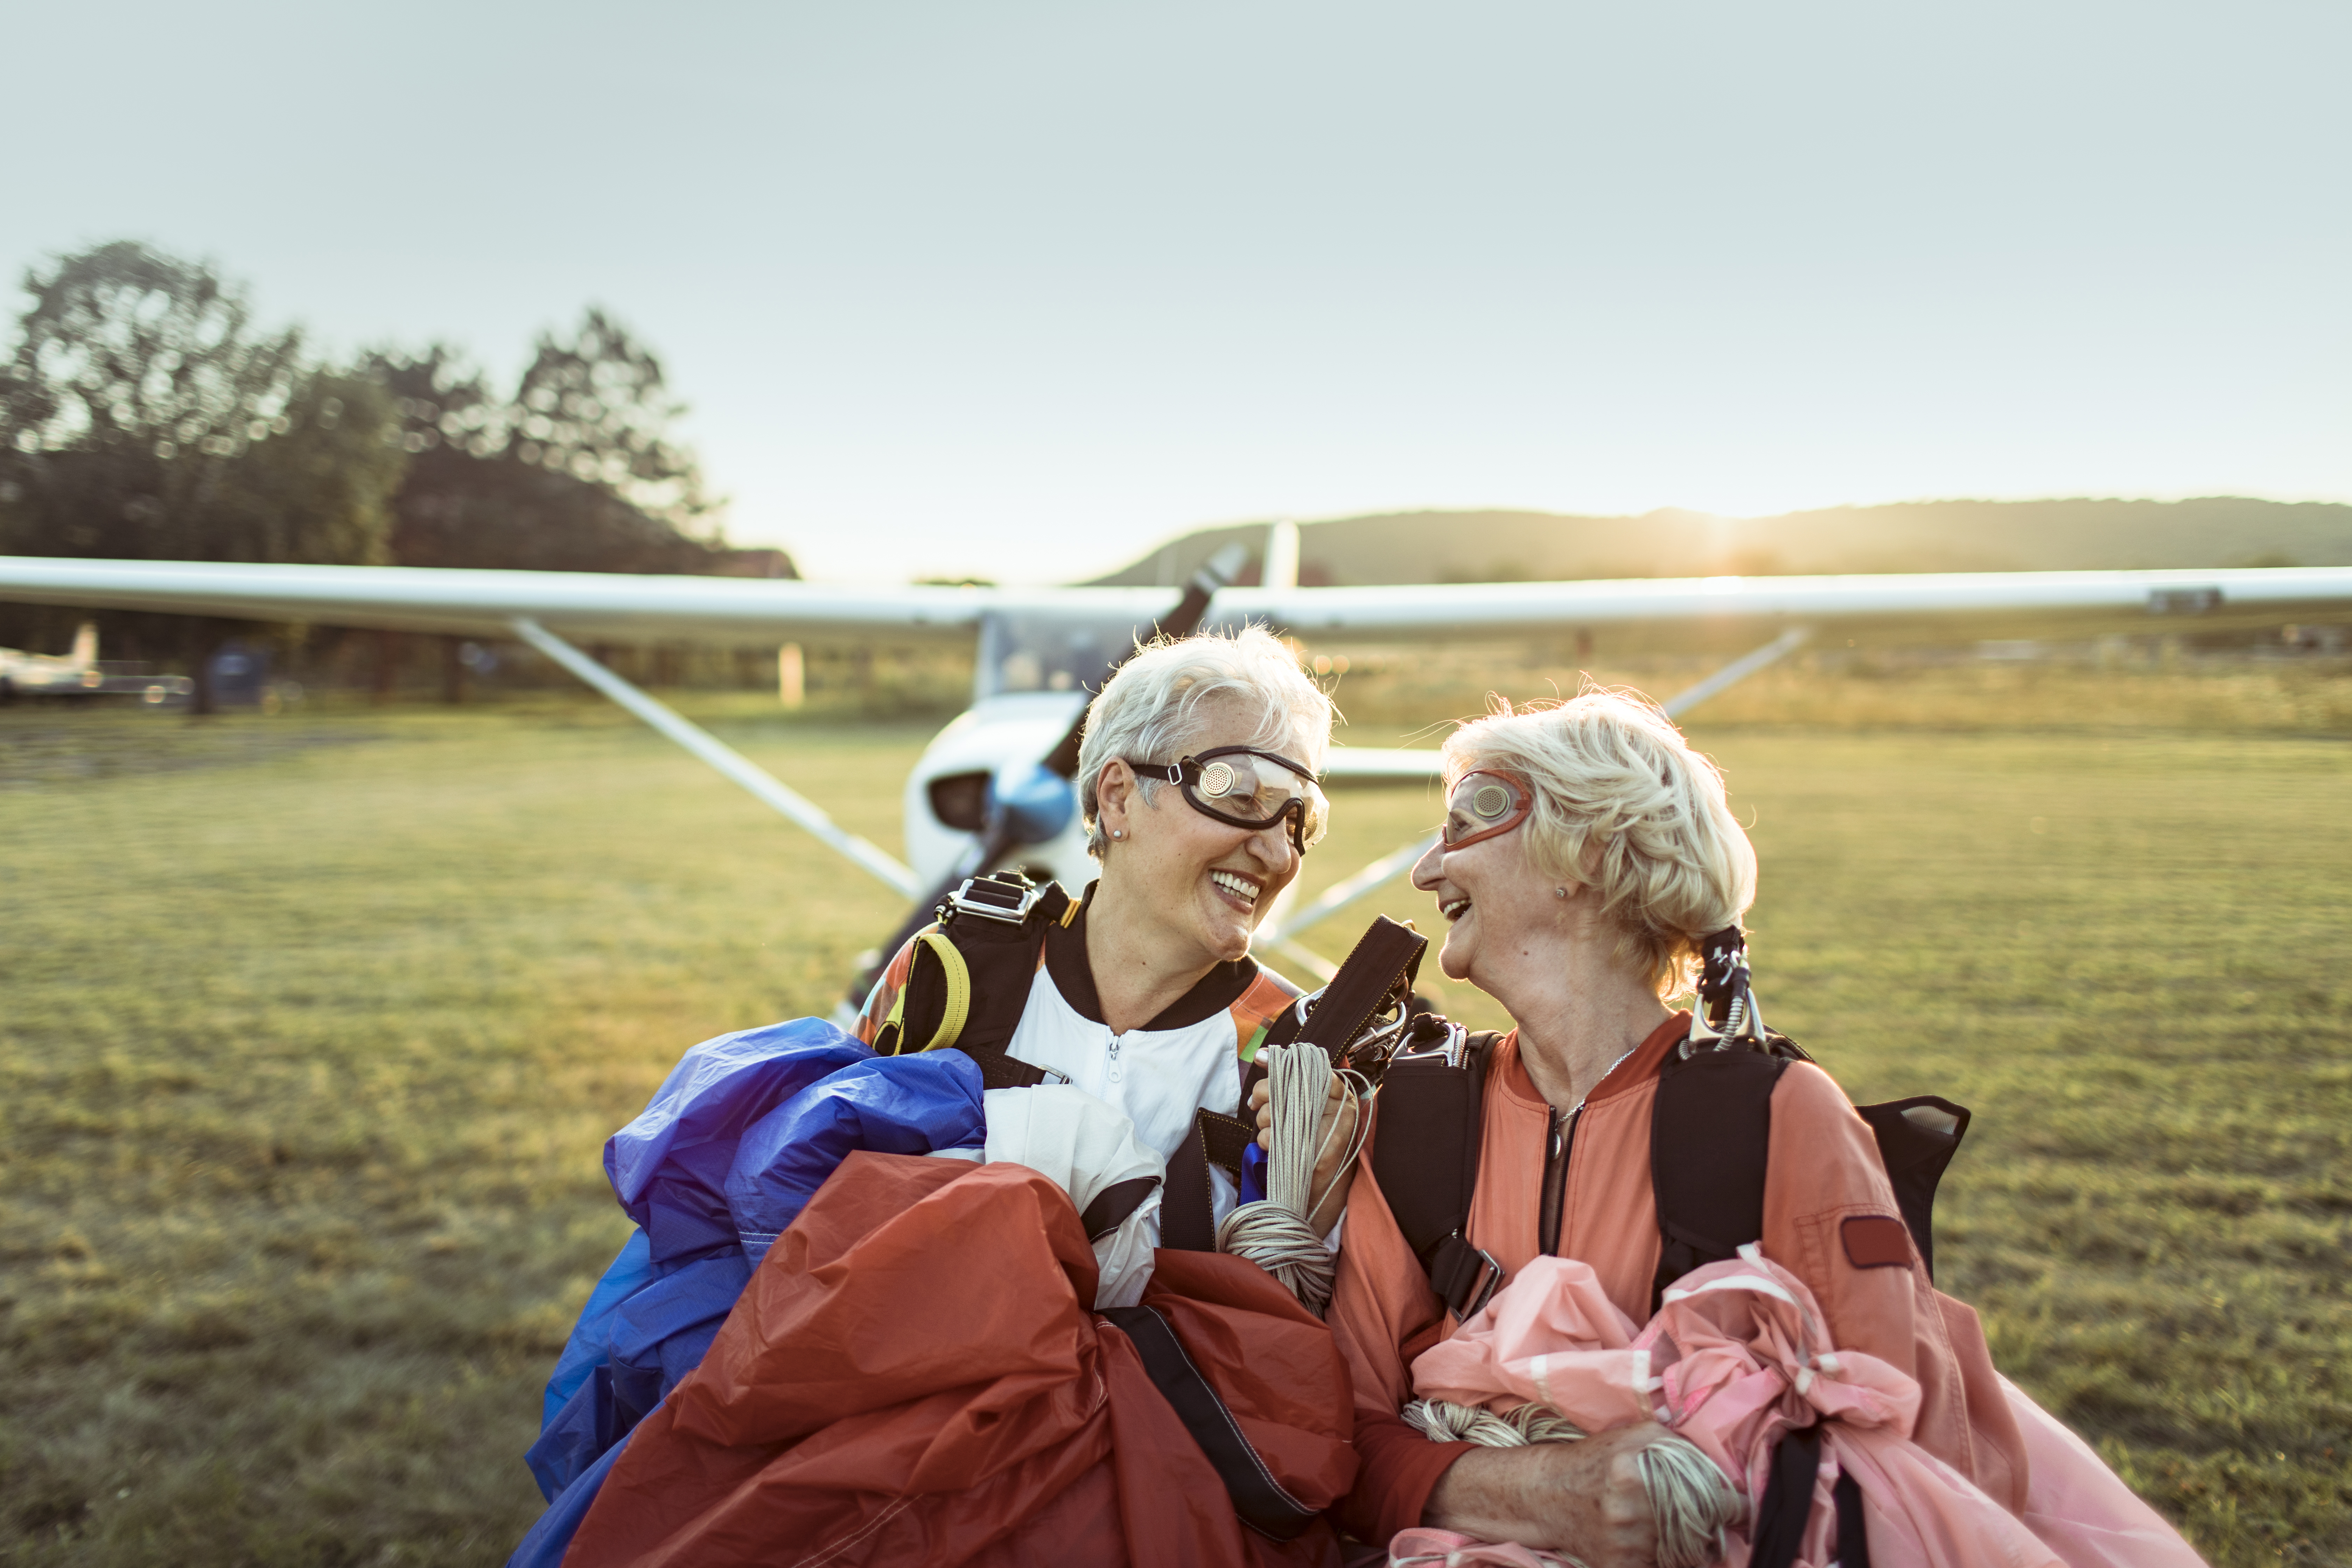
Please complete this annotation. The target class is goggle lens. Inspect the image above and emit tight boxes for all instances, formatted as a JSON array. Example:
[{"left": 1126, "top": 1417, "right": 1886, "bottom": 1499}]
[{"left": 1443, "top": 770, "right": 1533, "bottom": 849}]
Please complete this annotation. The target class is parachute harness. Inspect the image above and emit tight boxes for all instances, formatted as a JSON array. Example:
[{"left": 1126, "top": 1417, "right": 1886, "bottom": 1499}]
[
  {"left": 1214, "top": 1041, "right": 1367, "bottom": 1317},
  {"left": 1684, "top": 923, "right": 1765, "bottom": 1057}
]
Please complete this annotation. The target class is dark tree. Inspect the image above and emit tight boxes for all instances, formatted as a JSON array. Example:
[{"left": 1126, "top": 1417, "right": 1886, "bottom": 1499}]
[
  {"left": 512, "top": 308, "right": 713, "bottom": 536},
  {"left": 0, "top": 241, "right": 307, "bottom": 559},
  {"left": 206, "top": 369, "right": 405, "bottom": 566},
  {"left": 0, "top": 241, "right": 404, "bottom": 700},
  {"left": 369, "top": 309, "right": 728, "bottom": 575}
]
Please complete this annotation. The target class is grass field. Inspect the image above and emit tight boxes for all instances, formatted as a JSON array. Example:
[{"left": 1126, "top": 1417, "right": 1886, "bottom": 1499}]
[{"left": 3, "top": 673, "right": 2347, "bottom": 1565}]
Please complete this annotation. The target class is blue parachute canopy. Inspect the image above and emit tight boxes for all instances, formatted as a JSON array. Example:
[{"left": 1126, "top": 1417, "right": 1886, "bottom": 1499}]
[
  {"left": 541, "top": 1230, "right": 659, "bottom": 1427},
  {"left": 727, "top": 1051, "right": 984, "bottom": 1256},
  {"left": 603, "top": 1018, "right": 872, "bottom": 1264}
]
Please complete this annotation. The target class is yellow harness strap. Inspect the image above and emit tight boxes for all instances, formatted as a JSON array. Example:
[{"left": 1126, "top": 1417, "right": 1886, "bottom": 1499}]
[{"left": 879, "top": 930, "right": 974, "bottom": 1054}]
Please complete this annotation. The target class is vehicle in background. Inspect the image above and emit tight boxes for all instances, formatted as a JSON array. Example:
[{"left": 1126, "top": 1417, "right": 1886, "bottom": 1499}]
[
  {"left": 0, "top": 621, "right": 195, "bottom": 707},
  {"left": 0, "top": 621, "right": 104, "bottom": 700}
]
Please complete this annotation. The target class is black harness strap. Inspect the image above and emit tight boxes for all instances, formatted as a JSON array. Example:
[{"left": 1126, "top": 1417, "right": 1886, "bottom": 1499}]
[
  {"left": 873, "top": 874, "right": 1071, "bottom": 1088},
  {"left": 1367, "top": 1024, "right": 1504, "bottom": 1319},
  {"left": 1099, "top": 1305, "right": 1321, "bottom": 1542},
  {"left": 1162, "top": 917, "right": 1428, "bottom": 1252},
  {"left": 1835, "top": 1468, "right": 1874, "bottom": 1568},
  {"left": 1750, "top": 1422, "right": 1821, "bottom": 1568},
  {"left": 1080, "top": 1176, "right": 1162, "bottom": 1242},
  {"left": 1746, "top": 1422, "right": 1874, "bottom": 1568},
  {"left": 1648, "top": 1038, "right": 1797, "bottom": 1315},
  {"left": 1160, "top": 1109, "right": 1257, "bottom": 1252},
  {"left": 1852, "top": 1097, "right": 1970, "bottom": 1284},
  {"left": 1258, "top": 915, "right": 1427, "bottom": 1064},
  {"left": 1651, "top": 1034, "right": 1969, "bottom": 1304},
  {"left": 967, "top": 1051, "right": 1055, "bottom": 1090}
]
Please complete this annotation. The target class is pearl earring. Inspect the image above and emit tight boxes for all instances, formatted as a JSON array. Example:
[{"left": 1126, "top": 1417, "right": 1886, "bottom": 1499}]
[{"left": 1111, "top": 830, "right": 1123, "bottom": 840}]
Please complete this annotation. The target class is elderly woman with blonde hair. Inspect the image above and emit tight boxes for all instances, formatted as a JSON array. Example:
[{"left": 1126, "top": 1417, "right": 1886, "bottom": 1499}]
[{"left": 1322, "top": 690, "right": 2205, "bottom": 1568}]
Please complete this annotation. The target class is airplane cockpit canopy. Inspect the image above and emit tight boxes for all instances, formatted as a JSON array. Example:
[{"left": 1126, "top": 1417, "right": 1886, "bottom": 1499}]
[{"left": 974, "top": 611, "right": 1156, "bottom": 700}]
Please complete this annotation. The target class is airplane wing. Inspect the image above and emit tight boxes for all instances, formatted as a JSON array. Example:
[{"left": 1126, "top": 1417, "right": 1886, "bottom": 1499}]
[
  {"left": 15, "top": 551, "right": 2349, "bottom": 964},
  {"left": 0, "top": 557, "right": 1162, "bottom": 645},
  {"left": 6, "top": 556, "right": 2352, "bottom": 645},
  {"left": 1321, "top": 747, "right": 1443, "bottom": 783},
  {"left": 1222, "top": 566, "right": 2352, "bottom": 635}
]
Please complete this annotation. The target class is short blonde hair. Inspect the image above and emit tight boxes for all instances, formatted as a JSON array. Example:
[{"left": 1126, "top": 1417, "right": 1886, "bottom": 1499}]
[
  {"left": 1442, "top": 686, "right": 1755, "bottom": 995},
  {"left": 1077, "top": 625, "right": 1336, "bottom": 857}
]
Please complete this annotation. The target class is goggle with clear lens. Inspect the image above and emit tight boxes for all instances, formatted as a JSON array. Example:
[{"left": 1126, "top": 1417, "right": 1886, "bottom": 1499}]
[
  {"left": 1124, "top": 746, "right": 1330, "bottom": 852},
  {"left": 1442, "top": 769, "right": 1534, "bottom": 850}
]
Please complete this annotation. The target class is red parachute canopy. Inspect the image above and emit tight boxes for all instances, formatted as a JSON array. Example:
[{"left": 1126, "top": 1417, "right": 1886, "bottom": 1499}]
[{"left": 564, "top": 1152, "right": 1357, "bottom": 1567}]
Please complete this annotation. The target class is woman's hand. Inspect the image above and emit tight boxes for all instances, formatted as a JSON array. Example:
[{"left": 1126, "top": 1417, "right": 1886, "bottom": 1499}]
[
  {"left": 1423, "top": 1426, "right": 1664, "bottom": 1568},
  {"left": 1248, "top": 1071, "right": 1360, "bottom": 1232}
]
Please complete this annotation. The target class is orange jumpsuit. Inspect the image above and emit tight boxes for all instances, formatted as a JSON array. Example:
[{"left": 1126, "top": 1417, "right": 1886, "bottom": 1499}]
[{"left": 1328, "top": 1013, "right": 2029, "bottom": 1545}]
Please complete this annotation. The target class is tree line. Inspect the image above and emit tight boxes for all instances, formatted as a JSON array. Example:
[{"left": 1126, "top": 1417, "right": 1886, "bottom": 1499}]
[{"left": 0, "top": 240, "right": 776, "bottom": 698}]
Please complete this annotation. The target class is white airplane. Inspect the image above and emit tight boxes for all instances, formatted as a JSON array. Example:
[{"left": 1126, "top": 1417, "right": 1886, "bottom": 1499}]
[
  {"left": 0, "top": 620, "right": 198, "bottom": 706},
  {"left": 7, "top": 530, "right": 2350, "bottom": 988},
  {"left": 0, "top": 620, "right": 105, "bottom": 699}
]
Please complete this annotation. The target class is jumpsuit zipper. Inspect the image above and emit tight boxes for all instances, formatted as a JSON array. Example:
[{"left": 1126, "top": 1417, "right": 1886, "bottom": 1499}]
[
  {"left": 1540, "top": 1044, "right": 1638, "bottom": 1256},
  {"left": 1539, "top": 1104, "right": 1581, "bottom": 1256}
]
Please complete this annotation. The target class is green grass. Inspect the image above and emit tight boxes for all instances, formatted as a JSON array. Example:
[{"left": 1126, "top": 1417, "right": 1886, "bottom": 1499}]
[{"left": 4, "top": 675, "right": 2348, "bottom": 1564}]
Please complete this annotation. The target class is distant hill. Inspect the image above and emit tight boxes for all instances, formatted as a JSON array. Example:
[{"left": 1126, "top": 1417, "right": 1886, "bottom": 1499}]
[{"left": 1087, "top": 498, "right": 2352, "bottom": 587}]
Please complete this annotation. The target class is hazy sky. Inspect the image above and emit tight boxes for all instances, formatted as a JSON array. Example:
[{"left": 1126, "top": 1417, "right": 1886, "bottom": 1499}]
[{"left": 7, "top": 1, "right": 2345, "bottom": 583}]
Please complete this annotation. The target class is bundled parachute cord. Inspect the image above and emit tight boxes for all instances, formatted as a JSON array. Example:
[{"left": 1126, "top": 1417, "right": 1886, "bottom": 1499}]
[
  {"left": 1401, "top": 1398, "right": 1744, "bottom": 1568},
  {"left": 1302, "top": 1064, "right": 1372, "bottom": 1238},
  {"left": 1401, "top": 1397, "right": 1586, "bottom": 1447},
  {"left": 1216, "top": 1043, "right": 1366, "bottom": 1315},
  {"left": 1634, "top": 1440, "right": 1746, "bottom": 1568}
]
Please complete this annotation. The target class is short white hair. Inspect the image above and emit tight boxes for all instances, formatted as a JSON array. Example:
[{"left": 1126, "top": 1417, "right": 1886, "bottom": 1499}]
[
  {"left": 1442, "top": 686, "right": 1756, "bottom": 995},
  {"left": 1077, "top": 625, "right": 1336, "bottom": 858}
]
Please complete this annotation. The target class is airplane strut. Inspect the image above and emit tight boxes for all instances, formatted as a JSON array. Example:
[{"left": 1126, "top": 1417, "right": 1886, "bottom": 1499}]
[{"left": 509, "top": 617, "right": 920, "bottom": 898}]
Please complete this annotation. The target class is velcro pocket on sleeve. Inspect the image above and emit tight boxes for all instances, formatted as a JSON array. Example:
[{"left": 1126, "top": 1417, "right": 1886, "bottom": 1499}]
[{"left": 1840, "top": 1214, "right": 1913, "bottom": 1269}]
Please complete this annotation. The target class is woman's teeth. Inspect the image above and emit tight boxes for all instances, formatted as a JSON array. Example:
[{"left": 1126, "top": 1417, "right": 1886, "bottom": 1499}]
[
  {"left": 1210, "top": 870, "right": 1261, "bottom": 906},
  {"left": 1441, "top": 897, "right": 1472, "bottom": 921}
]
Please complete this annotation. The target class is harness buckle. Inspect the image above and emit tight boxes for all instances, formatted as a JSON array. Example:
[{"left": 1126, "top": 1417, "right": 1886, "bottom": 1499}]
[
  {"left": 1391, "top": 1016, "right": 1470, "bottom": 1069},
  {"left": 1434, "top": 1238, "right": 1504, "bottom": 1320},
  {"left": 943, "top": 875, "right": 1041, "bottom": 925},
  {"left": 1461, "top": 1247, "right": 1503, "bottom": 1317}
]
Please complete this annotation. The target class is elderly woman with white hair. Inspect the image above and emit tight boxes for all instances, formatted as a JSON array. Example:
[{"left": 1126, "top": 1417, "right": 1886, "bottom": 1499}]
[
  {"left": 1322, "top": 691, "right": 2204, "bottom": 1568},
  {"left": 856, "top": 622, "right": 1359, "bottom": 1233}
]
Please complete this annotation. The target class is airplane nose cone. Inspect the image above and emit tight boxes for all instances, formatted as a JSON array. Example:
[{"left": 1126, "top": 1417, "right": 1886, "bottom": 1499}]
[{"left": 988, "top": 763, "right": 1077, "bottom": 845}]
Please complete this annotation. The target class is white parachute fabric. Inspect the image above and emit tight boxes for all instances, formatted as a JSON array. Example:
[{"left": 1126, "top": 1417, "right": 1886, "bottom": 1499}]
[{"left": 975, "top": 1084, "right": 1166, "bottom": 1309}]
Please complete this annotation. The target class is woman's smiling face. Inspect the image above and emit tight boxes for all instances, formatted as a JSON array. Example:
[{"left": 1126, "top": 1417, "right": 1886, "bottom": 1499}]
[
  {"left": 1096, "top": 696, "right": 1310, "bottom": 967},
  {"left": 1410, "top": 792, "right": 1564, "bottom": 986}
]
